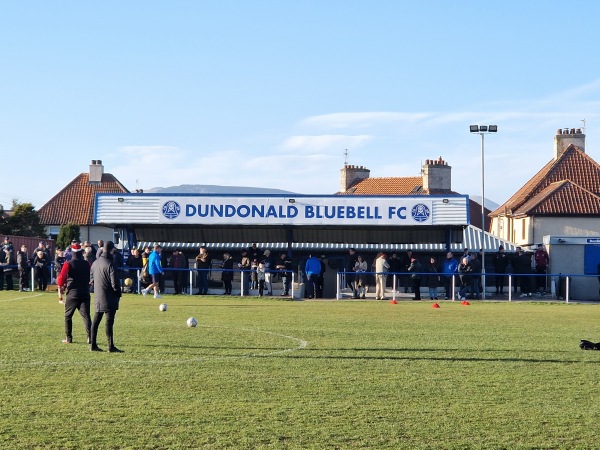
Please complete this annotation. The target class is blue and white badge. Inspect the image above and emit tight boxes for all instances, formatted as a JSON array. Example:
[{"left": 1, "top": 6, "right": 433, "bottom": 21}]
[
  {"left": 162, "top": 201, "right": 181, "bottom": 220},
  {"left": 411, "top": 204, "right": 430, "bottom": 222}
]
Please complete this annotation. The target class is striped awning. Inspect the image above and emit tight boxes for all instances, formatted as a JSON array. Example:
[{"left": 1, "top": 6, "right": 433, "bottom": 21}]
[{"left": 136, "top": 225, "right": 516, "bottom": 253}]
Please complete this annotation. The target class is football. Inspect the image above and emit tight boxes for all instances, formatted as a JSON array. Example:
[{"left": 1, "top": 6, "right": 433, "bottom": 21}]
[
  {"left": 159, "top": 303, "right": 167, "bottom": 312},
  {"left": 187, "top": 317, "right": 198, "bottom": 327},
  {"left": 124, "top": 278, "right": 133, "bottom": 287}
]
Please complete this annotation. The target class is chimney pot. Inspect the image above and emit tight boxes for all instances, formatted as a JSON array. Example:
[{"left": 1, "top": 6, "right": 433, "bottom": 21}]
[
  {"left": 422, "top": 157, "right": 451, "bottom": 192},
  {"left": 556, "top": 129, "right": 562, "bottom": 135},
  {"left": 554, "top": 127, "right": 586, "bottom": 159},
  {"left": 89, "top": 159, "right": 104, "bottom": 184}
]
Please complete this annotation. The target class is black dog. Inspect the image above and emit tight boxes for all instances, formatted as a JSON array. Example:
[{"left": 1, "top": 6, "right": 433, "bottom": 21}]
[{"left": 579, "top": 340, "right": 600, "bottom": 350}]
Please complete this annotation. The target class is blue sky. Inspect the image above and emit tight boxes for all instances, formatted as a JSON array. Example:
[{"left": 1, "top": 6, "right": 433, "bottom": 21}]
[{"left": 2, "top": 0, "right": 600, "bottom": 210}]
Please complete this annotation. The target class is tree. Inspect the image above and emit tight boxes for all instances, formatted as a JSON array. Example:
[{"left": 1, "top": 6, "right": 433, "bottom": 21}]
[
  {"left": 6, "top": 202, "right": 46, "bottom": 237},
  {"left": 0, "top": 203, "right": 8, "bottom": 235},
  {"left": 57, "top": 224, "right": 80, "bottom": 250}
]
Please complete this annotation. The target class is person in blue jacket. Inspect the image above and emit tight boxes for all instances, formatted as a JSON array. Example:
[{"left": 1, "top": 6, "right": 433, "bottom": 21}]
[
  {"left": 441, "top": 251, "right": 458, "bottom": 300},
  {"left": 304, "top": 254, "right": 322, "bottom": 299},
  {"left": 142, "top": 244, "right": 164, "bottom": 299}
]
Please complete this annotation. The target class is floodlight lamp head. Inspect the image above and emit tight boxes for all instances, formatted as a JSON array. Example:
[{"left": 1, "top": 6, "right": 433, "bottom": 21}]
[
  {"left": 479, "top": 125, "right": 488, "bottom": 132},
  {"left": 488, "top": 125, "right": 498, "bottom": 132},
  {"left": 469, "top": 125, "right": 479, "bottom": 133}
]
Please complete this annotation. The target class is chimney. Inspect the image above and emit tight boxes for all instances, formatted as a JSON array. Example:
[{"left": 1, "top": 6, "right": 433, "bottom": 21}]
[
  {"left": 422, "top": 156, "right": 451, "bottom": 192},
  {"left": 554, "top": 128, "right": 585, "bottom": 159},
  {"left": 340, "top": 164, "right": 370, "bottom": 192},
  {"left": 89, "top": 159, "right": 104, "bottom": 184}
]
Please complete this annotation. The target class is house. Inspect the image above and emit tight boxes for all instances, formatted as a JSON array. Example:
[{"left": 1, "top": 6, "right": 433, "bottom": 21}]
[
  {"left": 337, "top": 157, "right": 492, "bottom": 232},
  {"left": 489, "top": 128, "right": 600, "bottom": 248},
  {"left": 37, "top": 160, "right": 129, "bottom": 244}
]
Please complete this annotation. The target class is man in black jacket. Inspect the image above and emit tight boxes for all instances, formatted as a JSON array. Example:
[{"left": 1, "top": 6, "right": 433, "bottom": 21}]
[
  {"left": 275, "top": 253, "right": 293, "bottom": 296},
  {"left": 469, "top": 253, "right": 482, "bottom": 299},
  {"left": 90, "top": 241, "right": 123, "bottom": 353},
  {"left": 492, "top": 245, "right": 509, "bottom": 295},
  {"left": 512, "top": 247, "right": 532, "bottom": 297},
  {"left": 57, "top": 242, "right": 92, "bottom": 344},
  {"left": 16, "top": 245, "right": 29, "bottom": 292},
  {"left": 346, "top": 248, "right": 358, "bottom": 298}
]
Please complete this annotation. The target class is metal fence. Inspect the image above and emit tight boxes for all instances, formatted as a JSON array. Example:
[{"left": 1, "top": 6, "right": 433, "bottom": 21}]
[
  {"left": 2, "top": 264, "right": 596, "bottom": 303},
  {"left": 335, "top": 271, "right": 598, "bottom": 303}
]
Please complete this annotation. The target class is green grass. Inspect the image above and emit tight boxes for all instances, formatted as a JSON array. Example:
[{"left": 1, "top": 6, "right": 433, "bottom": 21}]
[{"left": 1, "top": 291, "right": 599, "bottom": 449}]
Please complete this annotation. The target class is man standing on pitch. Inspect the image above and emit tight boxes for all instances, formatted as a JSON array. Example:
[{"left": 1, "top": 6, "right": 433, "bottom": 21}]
[
  {"left": 90, "top": 241, "right": 123, "bottom": 353},
  {"left": 57, "top": 242, "right": 92, "bottom": 345},
  {"left": 142, "top": 244, "right": 164, "bottom": 298}
]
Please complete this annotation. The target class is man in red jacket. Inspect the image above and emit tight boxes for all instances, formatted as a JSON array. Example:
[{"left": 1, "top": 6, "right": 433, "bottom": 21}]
[{"left": 57, "top": 242, "right": 92, "bottom": 345}]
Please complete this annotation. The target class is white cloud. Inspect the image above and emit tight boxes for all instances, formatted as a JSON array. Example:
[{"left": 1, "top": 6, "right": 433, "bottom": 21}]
[{"left": 279, "top": 134, "right": 373, "bottom": 153}]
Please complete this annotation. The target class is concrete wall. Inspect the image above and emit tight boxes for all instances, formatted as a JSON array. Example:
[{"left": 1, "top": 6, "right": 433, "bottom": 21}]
[
  {"left": 535, "top": 217, "right": 600, "bottom": 241},
  {"left": 547, "top": 236, "right": 600, "bottom": 300}
]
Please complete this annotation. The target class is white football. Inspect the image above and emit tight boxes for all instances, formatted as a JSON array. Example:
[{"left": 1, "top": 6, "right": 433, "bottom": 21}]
[
  {"left": 187, "top": 317, "right": 198, "bottom": 327},
  {"left": 159, "top": 303, "right": 167, "bottom": 312}
]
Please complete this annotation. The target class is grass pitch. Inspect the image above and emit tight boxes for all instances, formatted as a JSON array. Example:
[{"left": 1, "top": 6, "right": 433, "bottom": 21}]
[{"left": 1, "top": 291, "right": 599, "bottom": 449}]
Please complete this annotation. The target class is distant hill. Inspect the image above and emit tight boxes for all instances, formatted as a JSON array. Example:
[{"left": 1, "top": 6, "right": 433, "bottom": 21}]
[{"left": 146, "top": 184, "right": 299, "bottom": 196}]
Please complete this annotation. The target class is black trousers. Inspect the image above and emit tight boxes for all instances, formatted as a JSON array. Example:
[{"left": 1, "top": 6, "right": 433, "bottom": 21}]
[
  {"left": 64, "top": 295, "right": 92, "bottom": 342},
  {"left": 91, "top": 310, "right": 117, "bottom": 348},
  {"left": 306, "top": 274, "right": 319, "bottom": 298},
  {"left": 223, "top": 279, "right": 232, "bottom": 294},
  {"left": 495, "top": 272, "right": 505, "bottom": 292},
  {"left": 19, "top": 269, "right": 29, "bottom": 291},
  {"left": 0, "top": 271, "right": 12, "bottom": 290},
  {"left": 35, "top": 267, "right": 47, "bottom": 290},
  {"left": 412, "top": 278, "right": 421, "bottom": 299},
  {"left": 173, "top": 272, "right": 186, "bottom": 294}
]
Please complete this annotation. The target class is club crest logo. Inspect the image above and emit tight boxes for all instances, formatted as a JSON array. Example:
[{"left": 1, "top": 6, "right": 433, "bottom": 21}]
[
  {"left": 411, "top": 204, "right": 430, "bottom": 222},
  {"left": 162, "top": 201, "right": 181, "bottom": 220}
]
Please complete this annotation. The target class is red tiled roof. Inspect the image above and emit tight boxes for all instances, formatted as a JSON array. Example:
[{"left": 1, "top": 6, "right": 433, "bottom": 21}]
[
  {"left": 514, "top": 181, "right": 600, "bottom": 216},
  {"left": 491, "top": 145, "right": 600, "bottom": 216},
  {"left": 338, "top": 176, "right": 423, "bottom": 195},
  {"left": 38, "top": 173, "right": 129, "bottom": 226}
]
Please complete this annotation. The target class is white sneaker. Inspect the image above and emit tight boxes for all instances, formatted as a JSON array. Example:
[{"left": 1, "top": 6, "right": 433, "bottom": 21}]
[
  {"left": 520, "top": 293, "right": 528, "bottom": 298},
  {"left": 142, "top": 289, "right": 147, "bottom": 297},
  {"left": 154, "top": 293, "right": 161, "bottom": 299}
]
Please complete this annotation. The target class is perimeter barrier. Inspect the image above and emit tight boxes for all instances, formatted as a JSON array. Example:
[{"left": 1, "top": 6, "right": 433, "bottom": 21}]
[{"left": 336, "top": 270, "right": 598, "bottom": 303}]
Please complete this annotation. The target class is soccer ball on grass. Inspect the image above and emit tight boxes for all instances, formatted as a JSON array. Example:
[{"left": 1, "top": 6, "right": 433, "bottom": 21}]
[
  {"left": 187, "top": 317, "right": 198, "bottom": 327},
  {"left": 124, "top": 278, "right": 133, "bottom": 287},
  {"left": 159, "top": 303, "right": 167, "bottom": 312}
]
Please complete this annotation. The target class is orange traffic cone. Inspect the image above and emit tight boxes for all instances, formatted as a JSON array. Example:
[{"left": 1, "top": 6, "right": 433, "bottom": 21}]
[
  {"left": 432, "top": 302, "right": 440, "bottom": 308},
  {"left": 390, "top": 299, "right": 398, "bottom": 304},
  {"left": 461, "top": 300, "right": 470, "bottom": 306}
]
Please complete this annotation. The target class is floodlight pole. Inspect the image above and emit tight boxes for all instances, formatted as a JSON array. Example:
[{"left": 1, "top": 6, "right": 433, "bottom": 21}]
[
  {"left": 480, "top": 132, "right": 486, "bottom": 299},
  {"left": 470, "top": 125, "right": 498, "bottom": 299}
]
